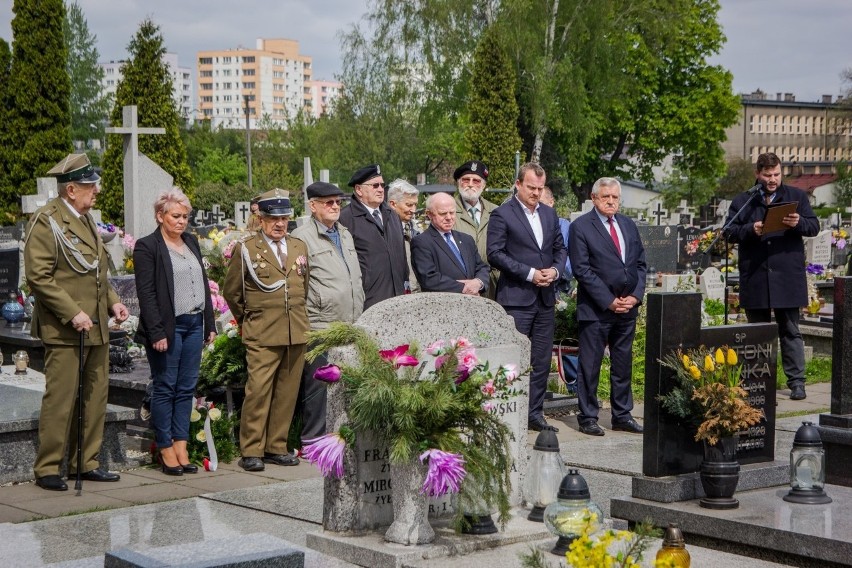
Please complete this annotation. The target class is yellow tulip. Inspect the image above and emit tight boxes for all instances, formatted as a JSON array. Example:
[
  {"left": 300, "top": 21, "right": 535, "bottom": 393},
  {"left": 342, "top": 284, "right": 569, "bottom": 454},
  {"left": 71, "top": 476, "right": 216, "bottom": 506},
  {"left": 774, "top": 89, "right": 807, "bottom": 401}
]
[
  {"left": 715, "top": 348, "right": 724, "bottom": 365},
  {"left": 704, "top": 354, "right": 715, "bottom": 372},
  {"left": 689, "top": 365, "right": 701, "bottom": 380},
  {"left": 681, "top": 354, "right": 691, "bottom": 368},
  {"left": 726, "top": 347, "right": 737, "bottom": 366}
]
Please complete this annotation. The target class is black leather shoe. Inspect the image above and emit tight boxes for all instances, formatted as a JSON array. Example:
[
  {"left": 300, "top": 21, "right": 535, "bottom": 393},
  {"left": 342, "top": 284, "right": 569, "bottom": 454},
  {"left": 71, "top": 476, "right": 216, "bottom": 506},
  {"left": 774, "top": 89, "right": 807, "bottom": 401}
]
[
  {"left": 35, "top": 475, "right": 68, "bottom": 491},
  {"left": 78, "top": 469, "right": 120, "bottom": 482},
  {"left": 180, "top": 463, "right": 199, "bottom": 474},
  {"left": 579, "top": 422, "right": 605, "bottom": 436},
  {"left": 790, "top": 386, "right": 807, "bottom": 400},
  {"left": 528, "top": 419, "right": 559, "bottom": 432},
  {"left": 263, "top": 453, "right": 300, "bottom": 466},
  {"left": 239, "top": 457, "right": 265, "bottom": 472},
  {"left": 612, "top": 419, "right": 644, "bottom": 434},
  {"left": 161, "top": 464, "right": 183, "bottom": 476}
]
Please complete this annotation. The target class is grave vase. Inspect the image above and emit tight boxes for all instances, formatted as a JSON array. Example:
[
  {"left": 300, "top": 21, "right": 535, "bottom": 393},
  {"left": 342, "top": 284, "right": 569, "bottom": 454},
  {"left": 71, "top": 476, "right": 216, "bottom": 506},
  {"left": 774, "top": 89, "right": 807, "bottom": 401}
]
[
  {"left": 699, "top": 436, "right": 740, "bottom": 510},
  {"left": 385, "top": 460, "right": 435, "bottom": 545}
]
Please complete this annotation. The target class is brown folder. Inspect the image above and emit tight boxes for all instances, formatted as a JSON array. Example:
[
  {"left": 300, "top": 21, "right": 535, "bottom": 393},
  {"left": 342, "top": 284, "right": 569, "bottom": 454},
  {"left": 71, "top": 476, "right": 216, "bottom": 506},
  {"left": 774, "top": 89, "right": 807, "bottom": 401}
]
[{"left": 762, "top": 201, "right": 798, "bottom": 234}]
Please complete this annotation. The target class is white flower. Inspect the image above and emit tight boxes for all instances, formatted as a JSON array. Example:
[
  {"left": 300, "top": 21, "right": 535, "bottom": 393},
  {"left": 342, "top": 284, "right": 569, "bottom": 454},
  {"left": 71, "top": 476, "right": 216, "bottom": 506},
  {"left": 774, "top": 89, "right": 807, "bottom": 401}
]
[
  {"left": 227, "top": 328, "right": 238, "bottom": 338},
  {"left": 190, "top": 409, "right": 202, "bottom": 423},
  {"left": 196, "top": 430, "right": 206, "bottom": 442},
  {"left": 208, "top": 407, "right": 222, "bottom": 421}
]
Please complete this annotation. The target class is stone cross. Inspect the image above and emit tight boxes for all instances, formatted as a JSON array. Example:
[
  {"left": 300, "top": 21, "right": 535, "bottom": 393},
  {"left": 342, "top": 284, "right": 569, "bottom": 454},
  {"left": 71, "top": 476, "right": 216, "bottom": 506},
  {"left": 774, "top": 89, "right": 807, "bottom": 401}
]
[
  {"left": 234, "top": 202, "right": 251, "bottom": 229},
  {"left": 104, "top": 105, "right": 168, "bottom": 239},
  {"left": 675, "top": 200, "right": 694, "bottom": 226},
  {"left": 649, "top": 202, "right": 669, "bottom": 226},
  {"left": 21, "top": 178, "right": 59, "bottom": 214}
]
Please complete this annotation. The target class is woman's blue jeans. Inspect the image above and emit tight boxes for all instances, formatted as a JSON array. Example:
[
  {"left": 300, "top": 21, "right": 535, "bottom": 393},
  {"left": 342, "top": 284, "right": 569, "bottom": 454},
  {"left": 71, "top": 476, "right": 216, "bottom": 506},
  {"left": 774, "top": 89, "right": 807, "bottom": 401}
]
[{"left": 148, "top": 313, "right": 203, "bottom": 449}]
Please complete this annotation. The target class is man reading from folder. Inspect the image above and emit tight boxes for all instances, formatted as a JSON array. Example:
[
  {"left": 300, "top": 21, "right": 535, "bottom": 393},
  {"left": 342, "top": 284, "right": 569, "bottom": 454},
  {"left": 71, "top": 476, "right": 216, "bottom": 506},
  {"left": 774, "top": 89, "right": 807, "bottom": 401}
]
[{"left": 723, "top": 152, "right": 819, "bottom": 401}]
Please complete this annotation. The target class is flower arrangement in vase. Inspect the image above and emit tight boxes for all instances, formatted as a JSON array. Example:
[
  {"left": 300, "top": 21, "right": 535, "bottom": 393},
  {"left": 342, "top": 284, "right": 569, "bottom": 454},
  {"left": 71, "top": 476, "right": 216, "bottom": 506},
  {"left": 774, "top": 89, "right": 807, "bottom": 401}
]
[{"left": 301, "top": 322, "right": 521, "bottom": 533}]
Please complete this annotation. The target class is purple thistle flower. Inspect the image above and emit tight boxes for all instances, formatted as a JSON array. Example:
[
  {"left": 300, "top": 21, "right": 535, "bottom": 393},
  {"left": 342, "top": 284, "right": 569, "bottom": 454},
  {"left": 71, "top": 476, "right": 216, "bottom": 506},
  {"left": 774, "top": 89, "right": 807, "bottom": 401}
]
[
  {"left": 419, "top": 449, "right": 466, "bottom": 496},
  {"left": 302, "top": 433, "right": 346, "bottom": 478},
  {"left": 313, "top": 364, "right": 342, "bottom": 383}
]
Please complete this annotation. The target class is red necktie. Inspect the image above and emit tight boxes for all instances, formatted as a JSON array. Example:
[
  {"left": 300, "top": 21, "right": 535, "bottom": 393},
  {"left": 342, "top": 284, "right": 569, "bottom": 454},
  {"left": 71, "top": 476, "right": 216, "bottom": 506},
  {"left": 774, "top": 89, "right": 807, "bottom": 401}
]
[{"left": 608, "top": 217, "right": 622, "bottom": 258}]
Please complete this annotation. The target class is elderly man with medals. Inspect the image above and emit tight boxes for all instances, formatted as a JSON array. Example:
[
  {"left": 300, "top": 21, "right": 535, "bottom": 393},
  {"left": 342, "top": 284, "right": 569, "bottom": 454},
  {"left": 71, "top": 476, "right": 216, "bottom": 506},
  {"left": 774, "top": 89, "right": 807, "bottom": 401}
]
[
  {"left": 222, "top": 189, "right": 310, "bottom": 472},
  {"left": 24, "top": 153, "right": 130, "bottom": 491}
]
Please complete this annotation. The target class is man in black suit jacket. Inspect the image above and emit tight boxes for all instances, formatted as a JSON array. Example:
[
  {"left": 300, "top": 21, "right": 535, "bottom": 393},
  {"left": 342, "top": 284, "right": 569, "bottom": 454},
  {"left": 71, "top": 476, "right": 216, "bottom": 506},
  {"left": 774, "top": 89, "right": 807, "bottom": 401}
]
[
  {"left": 338, "top": 164, "right": 409, "bottom": 310},
  {"left": 411, "top": 192, "right": 490, "bottom": 294},
  {"left": 487, "top": 163, "right": 567, "bottom": 432},
  {"left": 569, "top": 177, "right": 646, "bottom": 436}
]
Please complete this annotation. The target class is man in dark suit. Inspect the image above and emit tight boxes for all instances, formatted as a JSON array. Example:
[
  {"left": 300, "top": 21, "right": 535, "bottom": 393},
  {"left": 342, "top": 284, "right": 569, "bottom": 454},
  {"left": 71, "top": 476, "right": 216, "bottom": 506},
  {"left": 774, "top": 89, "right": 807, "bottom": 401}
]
[
  {"left": 411, "top": 192, "right": 490, "bottom": 294},
  {"left": 338, "top": 164, "right": 409, "bottom": 310},
  {"left": 487, "top": 163, "right": 567, "bottom": 432},
  {"left": 569, "top": 177, "right": 646, "bottom": 436}
]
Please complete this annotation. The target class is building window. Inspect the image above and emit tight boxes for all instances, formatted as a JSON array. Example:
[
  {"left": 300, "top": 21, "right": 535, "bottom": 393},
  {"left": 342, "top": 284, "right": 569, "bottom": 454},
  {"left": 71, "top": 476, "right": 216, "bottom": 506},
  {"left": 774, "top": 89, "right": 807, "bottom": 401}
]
[
  {"left": 200, "top": 83, "right": 212, "bottom": 90},
  {"left": 243, "top": 69, "right": 255, "bottom": 76},
  {"left": 223, "top": 69, "right": 231, "bottom": 77},
  {"left": 199, "top": 57, "right": 212, "bottom": 65},
  {"left": 200, "top": 70, "right": 212, "bottom": 77},
  {"left": 223, "top": 82, "right": 232, "bottom": 90},
  {"left": 243, "top": 82, "right": 255, "bottom": 89},
  {"left": 201, "top": 96, "right": 212, "bottom": 103},
  {"left": 223, "top": 56, "right": 232, "bottom": 64},
  {"left": 243, "top": 56, "right": 255, "bottom": 63}
]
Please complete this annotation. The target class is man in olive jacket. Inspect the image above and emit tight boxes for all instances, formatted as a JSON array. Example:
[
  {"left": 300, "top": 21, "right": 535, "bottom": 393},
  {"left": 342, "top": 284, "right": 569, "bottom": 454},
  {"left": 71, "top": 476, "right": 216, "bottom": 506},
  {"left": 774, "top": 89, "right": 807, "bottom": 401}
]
[
  {"left": 452, "top": 160, "right": 499, "bottom": 298},
  {"left": 223, "top": 189, "right": 310, "bottom": 472},
  {"left": 24, "top": 153, "right": 129, "bottom": 491},
  {"left": 291, "top": 181, "right": 363, "bottom": 444}
]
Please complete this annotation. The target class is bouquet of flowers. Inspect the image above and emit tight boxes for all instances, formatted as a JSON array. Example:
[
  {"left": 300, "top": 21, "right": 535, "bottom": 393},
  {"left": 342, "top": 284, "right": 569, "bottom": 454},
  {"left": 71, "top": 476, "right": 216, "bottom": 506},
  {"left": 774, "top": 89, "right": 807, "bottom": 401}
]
[
  {"left": 200, "top": 228, "right": 236, "bottom": 287},
  {"left": 187, "top": 397, "right": 239, "bottom": 469},
  {"left": 685, "top": 229, "right": 732, "bottom": 258},
  {"left": 301, "top": 322, "right": 521, "bottom": 530},
  {"left": 832, "top": 228, "right": 848, "bottom": 250},
  {"left": 554, "top": 291, "right": 579, "bottom": 342},
  {"left": 208, "top": 281, "right": 229, "bottom": 316},
  {"left": 657, "top": 346, "right": 762, "bottom": 445},
  {"left": 806, "top": 263, "right": 825, "bottom": 278},
  {"left": 198, "top": 319, "right": 247, "bottom": 393}
]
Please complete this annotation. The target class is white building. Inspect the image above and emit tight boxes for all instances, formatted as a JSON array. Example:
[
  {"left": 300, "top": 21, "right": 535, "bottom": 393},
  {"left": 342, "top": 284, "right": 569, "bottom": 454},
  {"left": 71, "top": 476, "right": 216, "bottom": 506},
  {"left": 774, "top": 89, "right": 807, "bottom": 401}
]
[
  {"left": 306, "top": 79, "right": 342, "bottom": 118},
  {"left": 100, "top": 53, "right": 194, "bottom": 122},
  {"left": 197, "top": 39, "right": 313, "bottom": 129}
]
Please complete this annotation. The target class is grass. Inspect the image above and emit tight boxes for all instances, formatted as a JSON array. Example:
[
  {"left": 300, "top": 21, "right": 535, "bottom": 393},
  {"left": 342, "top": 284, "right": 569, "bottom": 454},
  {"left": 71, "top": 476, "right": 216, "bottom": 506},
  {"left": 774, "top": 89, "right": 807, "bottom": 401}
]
[
  {"left": 777, "top": 408, "right": 830, "bottom": 419},
  {"left": 59, "top": 505, "right": 116, "bottom": 517},
  {"left": 777, "top": 356, "right": 831, "bottom": 389}
]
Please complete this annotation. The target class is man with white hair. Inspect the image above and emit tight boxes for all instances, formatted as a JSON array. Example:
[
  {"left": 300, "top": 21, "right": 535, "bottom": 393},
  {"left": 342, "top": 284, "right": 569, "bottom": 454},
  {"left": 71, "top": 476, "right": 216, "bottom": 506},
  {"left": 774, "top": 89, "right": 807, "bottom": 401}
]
[{"left": 452, "top": 160, "right": 499, "bottom": 298}]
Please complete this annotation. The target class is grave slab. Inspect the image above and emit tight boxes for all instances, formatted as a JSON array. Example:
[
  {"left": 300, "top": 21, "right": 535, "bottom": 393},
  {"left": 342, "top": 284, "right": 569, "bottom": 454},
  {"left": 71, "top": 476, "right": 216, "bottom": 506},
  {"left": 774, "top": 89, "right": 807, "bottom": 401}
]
[
  {"left": 637, "top": 225, "right": 678, "bottom": 272},
  {"left": 611, "top": 483, "right": 852, "bottom": 568}
]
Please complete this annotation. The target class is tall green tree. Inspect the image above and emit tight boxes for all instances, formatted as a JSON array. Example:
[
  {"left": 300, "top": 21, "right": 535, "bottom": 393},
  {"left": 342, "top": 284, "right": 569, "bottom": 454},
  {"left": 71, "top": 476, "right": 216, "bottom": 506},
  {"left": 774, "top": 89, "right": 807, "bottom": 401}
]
[
  {"left": 464, "top": 29, "right": 522, "bottom": 188},
  {"left": 0, "top": 38, "right": 12, "bottom": 205},
  {"left": 63, "top": 2, "right": 108, "bottom": 147},
  {"left": 0, "top": 0, "right": 71, "bottom": 217},
  {"left": 100, "top": 19, "right": 193, "bottom": 223},
  {"left": 658, "top": 163, "right": 717, "bottom": 209}
]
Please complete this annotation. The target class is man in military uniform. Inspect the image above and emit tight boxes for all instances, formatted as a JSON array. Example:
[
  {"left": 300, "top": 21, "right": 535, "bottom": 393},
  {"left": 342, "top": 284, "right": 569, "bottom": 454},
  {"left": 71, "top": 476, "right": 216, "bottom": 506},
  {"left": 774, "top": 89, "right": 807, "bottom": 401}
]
[
  {"left": 222, "top": 189, "right": 309, "bottom": 471},
  {"left": 452, "top": 160, "right": 499, "bottom": 298},
  {"left": 338, "top": 164, "right": 408, "bottom": 309},
  {"left": 291, "top": 182, "right": 363, "bottom": 445},
  {"left": 24, "top": 153, "right": 130, "bottom": 491}
]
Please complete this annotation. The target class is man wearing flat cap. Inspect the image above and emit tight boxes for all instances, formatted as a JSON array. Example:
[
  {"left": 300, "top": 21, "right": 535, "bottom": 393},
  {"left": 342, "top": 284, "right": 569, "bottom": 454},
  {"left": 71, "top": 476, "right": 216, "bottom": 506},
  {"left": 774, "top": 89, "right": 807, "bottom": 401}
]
[
  {"left": 338, "top": 164, "right": 408, "bottom": 310},
  {"left": 24, "top": 153, "right": 130, "bottom": 491},
  {"left": 452, "top": 160, "right": 500, "bottom": 299},
  {"left": 291, "top": 182, "right": 363, "bottom": 444},
  {"left": 223, "top": 188, "right": 309, "bottom": 471}
]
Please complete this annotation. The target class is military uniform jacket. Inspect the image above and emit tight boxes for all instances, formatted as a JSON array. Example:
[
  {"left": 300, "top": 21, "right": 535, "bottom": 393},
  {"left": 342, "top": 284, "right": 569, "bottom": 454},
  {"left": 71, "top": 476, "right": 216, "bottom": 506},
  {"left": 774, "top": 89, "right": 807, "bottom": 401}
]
[
  {"left": 222, "top": 232, "right": 310, "bottom": 346},
  {"left": 290, "top": 217, "right": 364, "bottom": 329},
  {"left": 24, "top": 198, "right": 119, "bottom": 346},
  {"left": 338, "top": 198, "right": 408, "bottom": 310},
  {"left": 453, "top": 192, "right": 499, "bottom": 265}
]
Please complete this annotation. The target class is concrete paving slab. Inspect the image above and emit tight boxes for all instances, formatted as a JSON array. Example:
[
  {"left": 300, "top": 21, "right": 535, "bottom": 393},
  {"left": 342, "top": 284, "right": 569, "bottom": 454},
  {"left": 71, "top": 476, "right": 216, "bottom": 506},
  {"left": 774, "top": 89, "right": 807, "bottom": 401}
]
[
  {"left": 0, "top": 503, "right": 44, "bottom": 523},
  {"left": 176, "top": 471, "right": 279, "bottom": 493},
  {"left": 97, "top": 481, "right": 201, "bottom": 505},
  {"left": 202, "top": 477, "right": 324, "bottom": 524},
  {"left": 13, "top": 491, "right": 132, "bottom": 518}
]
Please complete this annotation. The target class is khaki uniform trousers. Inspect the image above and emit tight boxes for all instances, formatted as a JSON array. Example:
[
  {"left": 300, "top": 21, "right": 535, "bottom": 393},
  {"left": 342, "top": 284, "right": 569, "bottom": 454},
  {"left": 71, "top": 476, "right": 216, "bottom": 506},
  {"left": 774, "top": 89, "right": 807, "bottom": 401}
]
[
  {"left": 240, "top": 343, "right": 306, "bottom": 457},
  {"left": 34, "top": 343, "right": 109, "bottom": 477}
]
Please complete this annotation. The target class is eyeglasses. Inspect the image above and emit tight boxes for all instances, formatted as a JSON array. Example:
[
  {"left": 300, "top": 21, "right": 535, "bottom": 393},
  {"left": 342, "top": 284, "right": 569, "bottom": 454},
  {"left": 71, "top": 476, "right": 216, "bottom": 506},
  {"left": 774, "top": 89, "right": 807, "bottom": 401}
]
[
  {"left": 359, "top": 182, "right": 385, "bottom": 189},
  {"left": 317, "top": 199, "right": 342, "bottom": 207},
  {"left": 459, "top": 176, "right": 483, "bottom": 186}
]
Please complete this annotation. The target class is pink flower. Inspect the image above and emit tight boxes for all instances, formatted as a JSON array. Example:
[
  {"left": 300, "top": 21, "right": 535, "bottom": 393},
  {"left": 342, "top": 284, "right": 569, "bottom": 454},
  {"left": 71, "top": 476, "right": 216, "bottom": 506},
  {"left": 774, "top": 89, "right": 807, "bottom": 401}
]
[
  {"left": 454, "top": 364, "right": 471, "bottom": 385},
  {"left": 426, "top": 340, "right": 445, "bottom": 356},
  {"left": 458, "top": 350, "right": 478, "bottom": 371},
  {"left": 501, "top": 363, "right": 519, "bottom": 383},
  {"left": 313, "top": 364, "right": 342, "bottom": 383},
  {"left": 419, "top": 449, "right": 466, "bottom": 496},
  {"left": 453, "top": 337, "right": 472, "bottom": 349},
  {"left": 481, "top": 380, "right": 496, "bottom": 397},
  {"left": 223, "top": 240, "right": 237, "bottom": 260},
  {"left": 122, "top": 233, "right": 136, "bottom": 250},
  {"left": 838, "top": 238, "right": 847, "bottom": 251},
  {"left": 379, "top": 344, "right": 419, "bottom": 368},
  {"left": 434, "top": 355, "right": 447, "bottom": 370},
  {"left": 482, "top": 402, "right": 495, "bottom": 412},
  {"left": 302, "top": 433, "right": 347, "bottom": 478}
]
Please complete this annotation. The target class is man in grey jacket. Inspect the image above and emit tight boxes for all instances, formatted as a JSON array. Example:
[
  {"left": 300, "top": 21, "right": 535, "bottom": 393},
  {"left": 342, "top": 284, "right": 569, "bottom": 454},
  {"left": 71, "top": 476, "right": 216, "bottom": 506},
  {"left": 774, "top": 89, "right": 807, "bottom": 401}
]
[{"left": 291, "top": 182, "right": 364, "bottom": 444}]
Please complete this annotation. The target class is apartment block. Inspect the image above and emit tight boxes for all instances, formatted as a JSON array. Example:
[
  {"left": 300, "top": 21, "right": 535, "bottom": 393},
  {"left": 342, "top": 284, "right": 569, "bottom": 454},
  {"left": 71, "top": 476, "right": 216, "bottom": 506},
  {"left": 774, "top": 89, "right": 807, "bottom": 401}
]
[
  {"left": 196, "top": 38, "right": 312, "bottom": 129},
  {"left": 100, "top": 53, "right": 194, "bottom": 122},
  {"left": 306, "top": 79, "right": 342, "bottom": 118},
  {"left": 722, "top": 90, "right": 852, "bottom": 175}
]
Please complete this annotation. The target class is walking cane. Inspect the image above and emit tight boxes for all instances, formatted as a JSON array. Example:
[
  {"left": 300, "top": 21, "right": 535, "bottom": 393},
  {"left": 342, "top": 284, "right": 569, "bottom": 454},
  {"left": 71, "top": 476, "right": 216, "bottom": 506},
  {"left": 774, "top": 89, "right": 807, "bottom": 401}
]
[{"left": 74, "top": 319, "right": 96, "bottom": 495}]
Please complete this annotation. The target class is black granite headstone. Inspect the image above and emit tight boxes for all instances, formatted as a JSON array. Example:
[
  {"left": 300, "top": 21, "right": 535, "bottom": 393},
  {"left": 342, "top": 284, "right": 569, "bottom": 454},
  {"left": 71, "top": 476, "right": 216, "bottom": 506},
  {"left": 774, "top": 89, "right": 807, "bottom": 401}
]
[
  {"left": 676, "top": 226, "right": 705, "bottom": 271},
  {"left": 637, "top": 225, "right": 678, "bottom": 273},
  {"left": 109, "top": 275, "right": 139, "bottom": 318},
  {"left": 0, "top": 247, "right": 20, "bottom": 300},
  {"left": 0, "top": 222, "right": 24, "bottom": 243},
  {"left": 643, "top": 292, "right": 777, "bottom": 477}
]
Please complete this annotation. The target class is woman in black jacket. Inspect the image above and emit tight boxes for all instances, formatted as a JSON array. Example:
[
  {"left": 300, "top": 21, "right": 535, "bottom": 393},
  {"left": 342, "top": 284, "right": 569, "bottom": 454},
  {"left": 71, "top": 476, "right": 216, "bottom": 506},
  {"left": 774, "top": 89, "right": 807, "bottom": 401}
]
[{"left": 134, "top": 188, "right": 216, "bottom": 475}]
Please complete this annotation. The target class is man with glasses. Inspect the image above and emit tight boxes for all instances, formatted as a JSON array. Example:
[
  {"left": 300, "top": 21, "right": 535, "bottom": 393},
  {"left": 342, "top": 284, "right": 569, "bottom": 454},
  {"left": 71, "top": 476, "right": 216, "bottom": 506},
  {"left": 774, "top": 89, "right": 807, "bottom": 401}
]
[
  {"left": 487, "top": 162, "right": 567, "bottom": 433},
  {"left": 452, "top": 160, "right": 499, "bottom": 298},
  {"left": 25, "top": 153, "right": 130, "bottom": 490},
  {"left": 339, "top": 164, "right": 408, "bottom": 310},
  {"left": 291, "top": 182, "right": 363, "bottom": 446},
  {"left": 223, "top": 189, "right": 309, "bottom": 471}
]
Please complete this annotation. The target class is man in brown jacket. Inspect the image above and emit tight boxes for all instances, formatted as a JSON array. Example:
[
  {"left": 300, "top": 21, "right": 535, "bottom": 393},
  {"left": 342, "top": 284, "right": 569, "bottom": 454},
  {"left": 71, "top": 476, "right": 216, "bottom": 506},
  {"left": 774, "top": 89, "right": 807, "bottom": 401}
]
[
  {"left": 25, "top": 153, "right": 129, "bottom": 491},
  {"left": 223, "top": 189, "right": 310, "bottom": 471}
]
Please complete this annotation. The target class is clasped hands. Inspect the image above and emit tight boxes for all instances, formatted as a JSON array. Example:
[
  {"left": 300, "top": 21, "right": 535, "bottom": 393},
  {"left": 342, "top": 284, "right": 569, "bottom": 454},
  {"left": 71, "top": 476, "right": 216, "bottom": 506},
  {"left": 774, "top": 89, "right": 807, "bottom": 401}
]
[
  {"left": 70, "top": 302, "right": 130, "bottom": 333},
  {"left": 533, "top": 267, "right": 558, "bottom": 287},
  {"left": 753, "top": 213, "right": 799, "bottom": 236},
  {"left": 609, "top": 295, "right": 638, "bottom": 314}
]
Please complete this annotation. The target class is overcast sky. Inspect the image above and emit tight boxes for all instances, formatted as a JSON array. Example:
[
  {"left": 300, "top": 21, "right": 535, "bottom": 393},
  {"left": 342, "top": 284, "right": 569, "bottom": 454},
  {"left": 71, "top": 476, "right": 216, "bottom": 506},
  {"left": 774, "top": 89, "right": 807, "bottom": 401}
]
[{"left": 0, "top": 1, "right": 850, "bottom": 102}]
